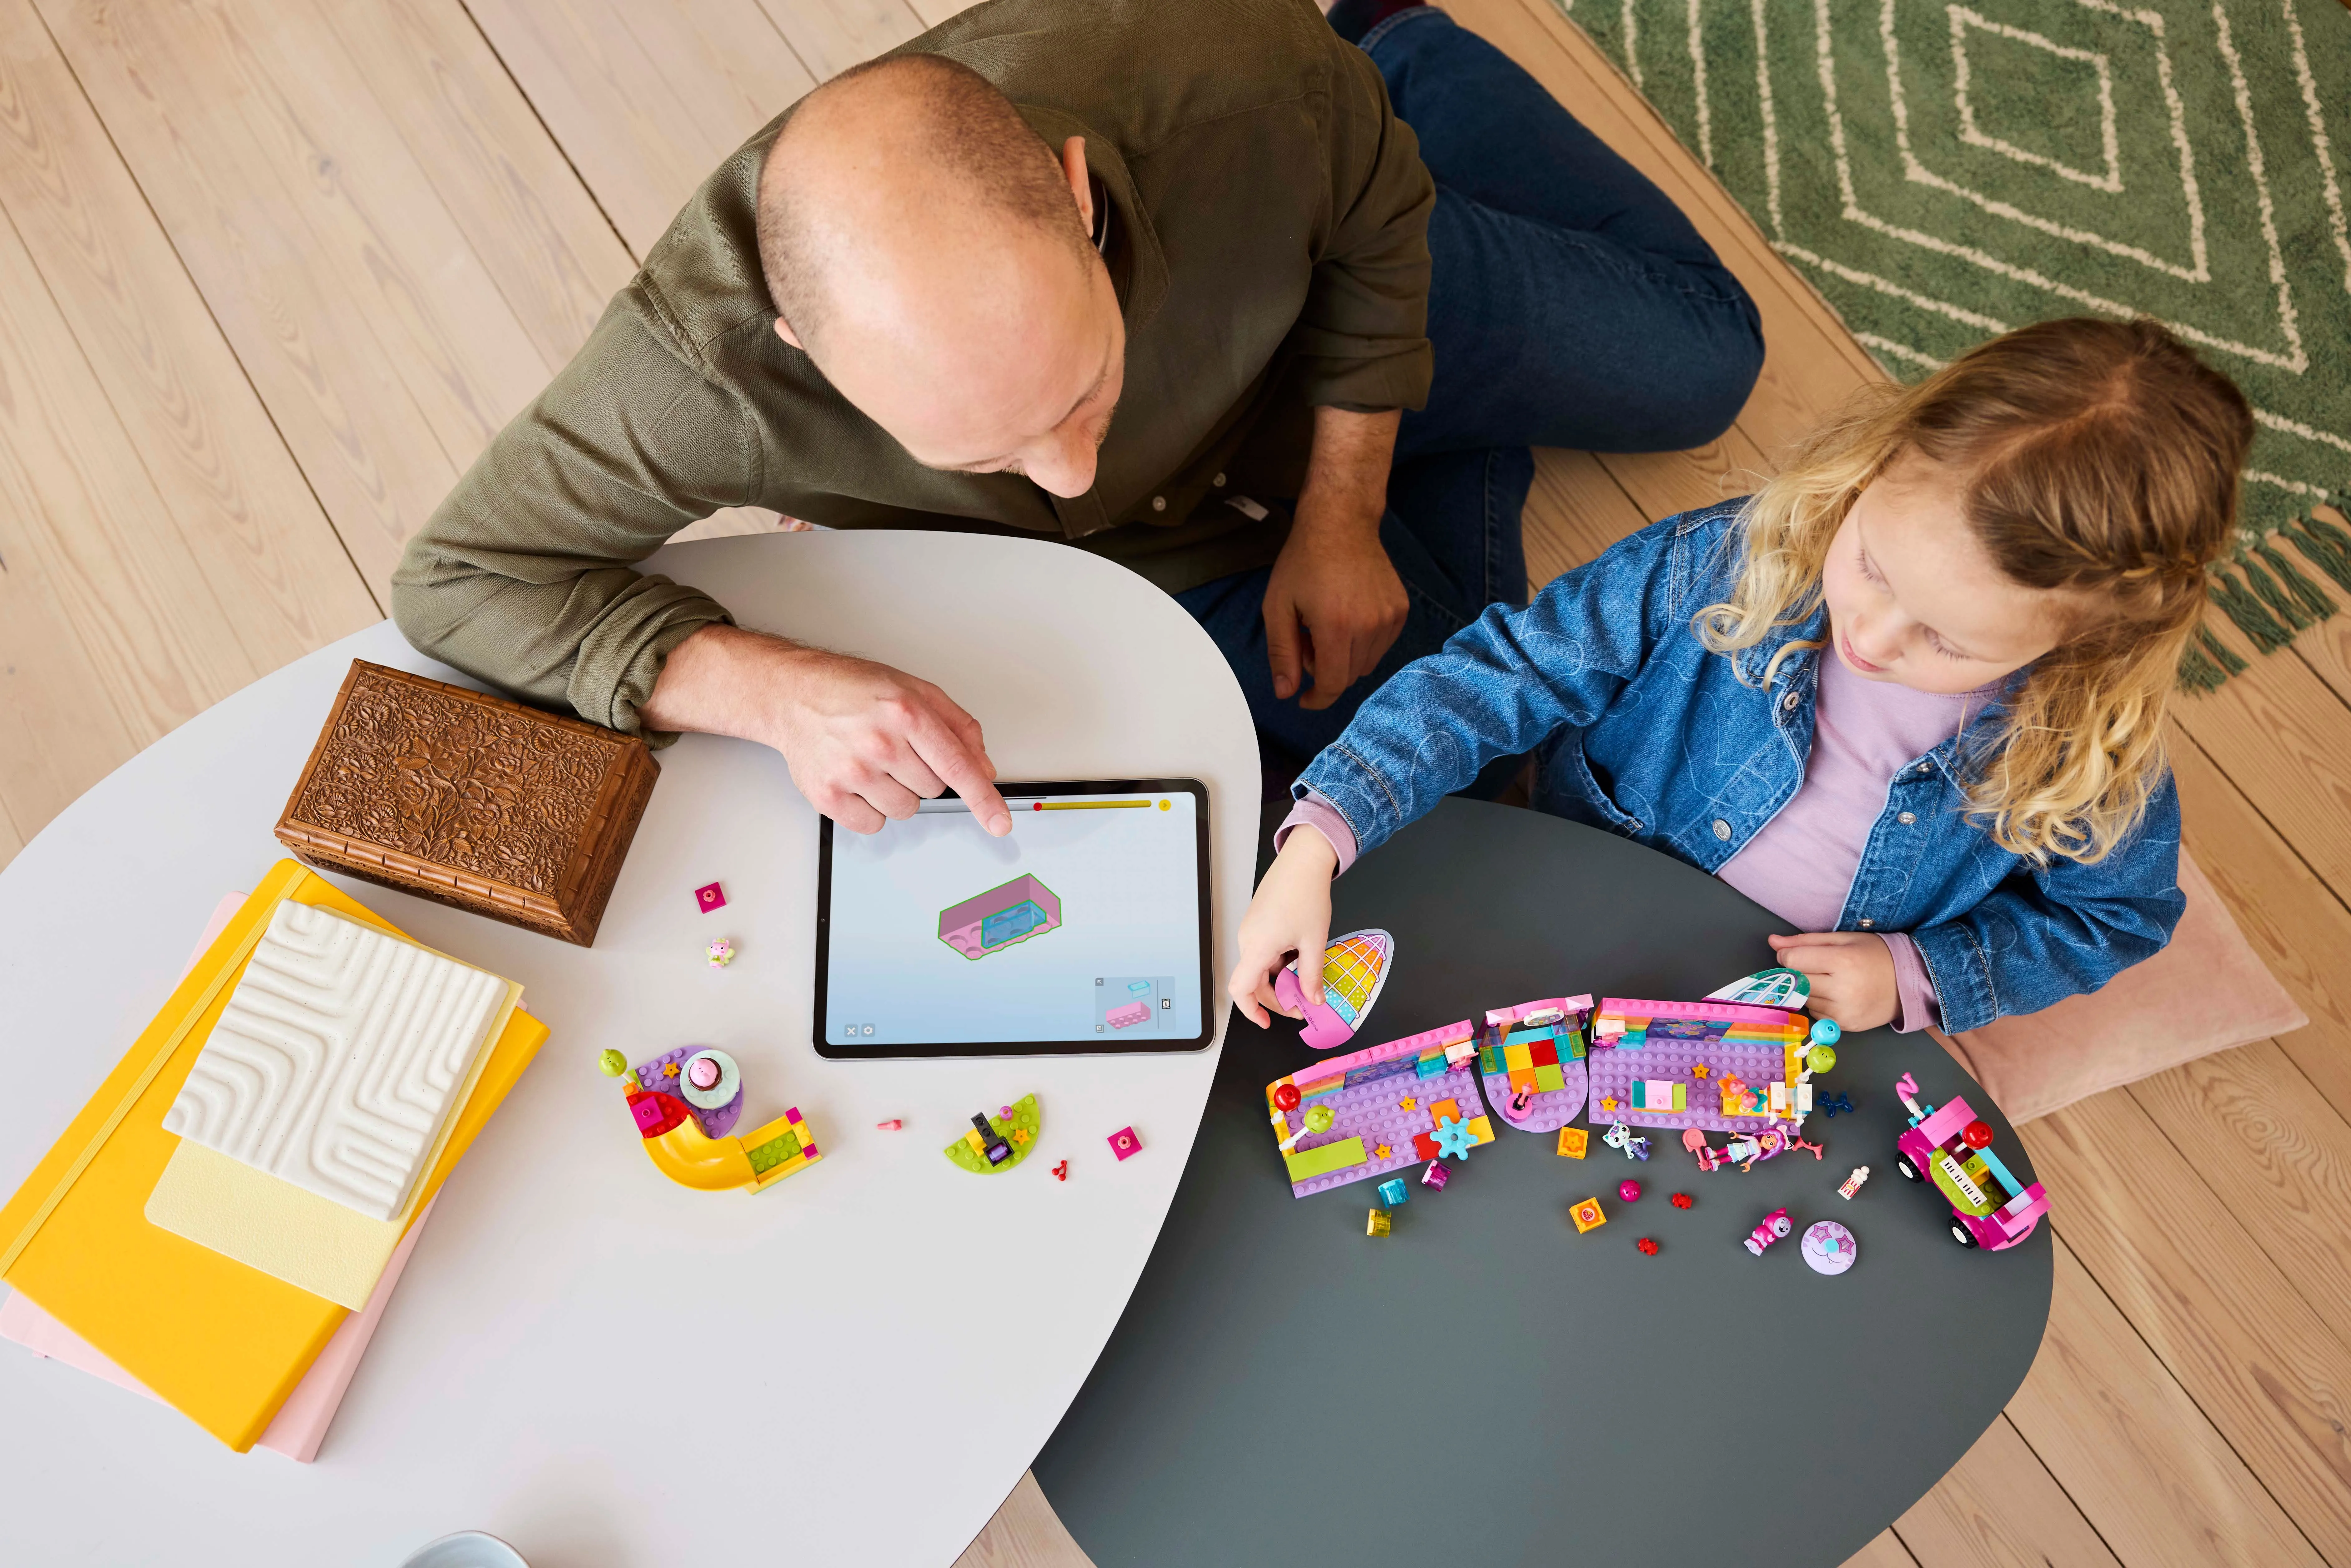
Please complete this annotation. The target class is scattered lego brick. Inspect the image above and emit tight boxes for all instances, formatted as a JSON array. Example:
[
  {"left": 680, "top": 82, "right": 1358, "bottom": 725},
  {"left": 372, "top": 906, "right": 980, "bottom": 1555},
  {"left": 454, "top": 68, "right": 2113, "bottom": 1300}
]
[
  {"left": 1556, "top": 1127, "right": 1589, "bottom": 1159},
  {"left": 1570, "top": 1197, "right": 1606, "bottom": 1233},
  {"left": 695, "top": 881, "right": 726, "bottom": 914},
  {"left": 1107, "top": 1126, "right": 1141, "bottom": 1160}
]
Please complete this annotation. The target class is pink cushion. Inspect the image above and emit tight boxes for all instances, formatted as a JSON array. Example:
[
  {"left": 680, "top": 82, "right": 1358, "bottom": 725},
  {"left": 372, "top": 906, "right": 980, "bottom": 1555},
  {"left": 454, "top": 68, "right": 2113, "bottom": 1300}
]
[{"left": 1930, "top": 848, "right": 2305, "bottom": 1123}]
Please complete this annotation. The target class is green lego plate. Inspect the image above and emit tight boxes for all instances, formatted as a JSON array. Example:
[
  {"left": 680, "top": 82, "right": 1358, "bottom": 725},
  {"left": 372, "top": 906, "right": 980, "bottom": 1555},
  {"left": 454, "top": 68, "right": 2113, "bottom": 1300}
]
[{"left": 943, "top": 1093, "right": 1043, "bottom": 1174}]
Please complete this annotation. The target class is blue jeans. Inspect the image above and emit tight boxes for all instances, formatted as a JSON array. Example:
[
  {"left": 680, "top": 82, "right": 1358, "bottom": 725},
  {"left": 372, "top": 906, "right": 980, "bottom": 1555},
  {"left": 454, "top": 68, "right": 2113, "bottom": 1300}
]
[{"left": 1177, "top": 6, "right": 1765, "bottom": 769}]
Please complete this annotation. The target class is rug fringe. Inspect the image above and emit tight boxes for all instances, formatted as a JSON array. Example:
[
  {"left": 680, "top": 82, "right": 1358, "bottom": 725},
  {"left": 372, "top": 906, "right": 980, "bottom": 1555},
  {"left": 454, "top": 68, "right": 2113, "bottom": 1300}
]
[
  {"left": 2282, "top": 511, "right": 2351, "bottom": 596},
  {"left": 2208, "top": 566, "right": 2299, "bottom": 654}
]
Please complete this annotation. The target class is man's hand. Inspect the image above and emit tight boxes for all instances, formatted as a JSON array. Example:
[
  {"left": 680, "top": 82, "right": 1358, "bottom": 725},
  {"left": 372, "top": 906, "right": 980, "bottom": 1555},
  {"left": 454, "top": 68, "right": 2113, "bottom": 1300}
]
[
  {"left": 641, "top": 623, "right": 1012, "bottom": 836},
  {"left": 1766, "top": 931, "right": 1899, "bottom": 1032},
  {"left": 1263, "top": 407, "right": 1407, "bottom": 710}
]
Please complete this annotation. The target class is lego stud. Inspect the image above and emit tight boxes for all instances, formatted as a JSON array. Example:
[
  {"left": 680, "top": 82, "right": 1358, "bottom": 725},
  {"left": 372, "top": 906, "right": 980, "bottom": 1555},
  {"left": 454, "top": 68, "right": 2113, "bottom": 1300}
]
[
  {"left": 1108, "top": 1126, "right": 1142, "bottom": 1160},
  {"left": 1366, "top": 1208, "right": 1392, "bottom": 1238},
  {"left": 596, "top": 1049, "right": 627, "bottom": 1077},
  {"left": 1636, "top": 1237, "right": 1659, "bottom": 1256},
  {"left": 1669, "top": 1191, "right": 1693, "bottom": 1209},
  {"left": 1376, "top": 1177, "right": 1410, "bottom": 1207},
  {"left": 1618, "top": 1179, "right": 1642, "bottom": 1203}
]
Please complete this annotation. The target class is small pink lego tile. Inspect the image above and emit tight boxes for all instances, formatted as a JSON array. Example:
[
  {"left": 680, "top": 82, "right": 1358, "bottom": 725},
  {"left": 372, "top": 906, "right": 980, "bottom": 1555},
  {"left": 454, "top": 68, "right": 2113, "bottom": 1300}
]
[
  {"left": 1107, "top": 1126, "right": 1141, "bottom": 1160},
  {"left": 695, "top": 881, "right": 727, "bottom": 913}
]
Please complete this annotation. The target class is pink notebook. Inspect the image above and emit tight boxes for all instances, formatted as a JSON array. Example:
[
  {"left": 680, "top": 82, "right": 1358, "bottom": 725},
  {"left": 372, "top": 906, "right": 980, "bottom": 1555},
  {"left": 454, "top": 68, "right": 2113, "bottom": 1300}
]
[{"left": 0, "top": 892, "right": 437, "bottom": 1462}]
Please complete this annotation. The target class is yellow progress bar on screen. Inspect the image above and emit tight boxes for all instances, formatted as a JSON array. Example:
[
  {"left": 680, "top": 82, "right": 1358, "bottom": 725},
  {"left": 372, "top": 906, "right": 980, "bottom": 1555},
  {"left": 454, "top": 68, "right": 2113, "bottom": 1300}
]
[{"left": 1030, "top": 799, "right": 1152, "bottom": 810}]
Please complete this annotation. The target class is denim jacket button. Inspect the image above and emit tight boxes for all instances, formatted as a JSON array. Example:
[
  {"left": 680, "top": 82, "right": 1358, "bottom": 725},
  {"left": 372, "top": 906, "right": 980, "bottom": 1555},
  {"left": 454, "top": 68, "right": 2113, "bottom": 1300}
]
[
  {"left": 1858, "top": 917, "right": 1876, "bottom": 929},
  {"left": 1712, "top": 818, "right": 1732, "bottom": 841},
  {"left": 1898, "top": 811, "right": 1916, "bottom": 825},
  {"left": 1781, "top": 691, "right": 1799, "bottom": 712},
  {"left": 1626, "top": 817, "right": 1642, "bottom": 833}
]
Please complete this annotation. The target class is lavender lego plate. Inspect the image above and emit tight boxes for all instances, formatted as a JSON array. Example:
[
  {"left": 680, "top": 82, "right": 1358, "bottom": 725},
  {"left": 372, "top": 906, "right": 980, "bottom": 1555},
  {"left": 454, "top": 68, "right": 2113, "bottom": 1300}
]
[{"left": 1476, "top": 995, "right": 1592, "bottom": 1134}]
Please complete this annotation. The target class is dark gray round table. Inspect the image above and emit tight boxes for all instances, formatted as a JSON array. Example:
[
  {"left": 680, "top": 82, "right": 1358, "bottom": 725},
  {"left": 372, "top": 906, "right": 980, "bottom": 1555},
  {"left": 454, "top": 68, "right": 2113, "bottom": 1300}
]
[{"left": 1034, "top": 798, "right": 2053, "bottom": 1567}]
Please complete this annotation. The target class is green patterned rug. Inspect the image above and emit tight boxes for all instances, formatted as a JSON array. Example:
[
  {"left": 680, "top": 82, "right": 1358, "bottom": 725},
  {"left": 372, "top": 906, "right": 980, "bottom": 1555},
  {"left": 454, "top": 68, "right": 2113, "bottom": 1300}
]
[{"left": 1560, "top": 0, "right": 2351, "bottom": 687}]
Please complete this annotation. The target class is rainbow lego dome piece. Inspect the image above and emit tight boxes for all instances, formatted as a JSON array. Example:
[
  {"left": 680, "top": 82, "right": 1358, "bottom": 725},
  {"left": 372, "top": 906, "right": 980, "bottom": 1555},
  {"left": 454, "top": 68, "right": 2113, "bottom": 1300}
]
[{"left": 1275, "top": 929, "right": 1393, "bottom": 1052}]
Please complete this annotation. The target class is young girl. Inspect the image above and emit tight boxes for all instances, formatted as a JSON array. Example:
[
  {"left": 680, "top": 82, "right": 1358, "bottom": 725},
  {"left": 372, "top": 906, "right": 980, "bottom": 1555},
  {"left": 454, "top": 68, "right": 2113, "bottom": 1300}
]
[{"left": 1231, "top": 318, "right": 2253, "bottom": 1037}]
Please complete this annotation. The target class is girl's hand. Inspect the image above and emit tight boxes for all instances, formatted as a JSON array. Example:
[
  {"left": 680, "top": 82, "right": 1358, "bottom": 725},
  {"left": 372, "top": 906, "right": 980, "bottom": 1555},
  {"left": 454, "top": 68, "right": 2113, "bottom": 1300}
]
[
  {"left": 1766, "top": 931, "right": 1899, "bottom": 1032},
  {"left": 1228, "top": 829, "right": 1341, "bottom": 1028}
]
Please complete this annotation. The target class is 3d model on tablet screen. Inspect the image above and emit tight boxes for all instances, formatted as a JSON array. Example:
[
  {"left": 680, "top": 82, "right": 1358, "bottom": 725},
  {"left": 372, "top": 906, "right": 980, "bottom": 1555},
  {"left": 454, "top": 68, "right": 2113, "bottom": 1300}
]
[{"left": 938, "top": 874, "right": 1064, "bottom": 959}]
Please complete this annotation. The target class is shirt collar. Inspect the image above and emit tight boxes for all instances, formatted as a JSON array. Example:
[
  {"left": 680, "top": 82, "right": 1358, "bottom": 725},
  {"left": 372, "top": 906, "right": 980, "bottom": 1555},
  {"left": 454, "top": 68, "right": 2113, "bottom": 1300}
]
[{"left": 1015, "top": 105, "right": 1168, "bottom": 333}]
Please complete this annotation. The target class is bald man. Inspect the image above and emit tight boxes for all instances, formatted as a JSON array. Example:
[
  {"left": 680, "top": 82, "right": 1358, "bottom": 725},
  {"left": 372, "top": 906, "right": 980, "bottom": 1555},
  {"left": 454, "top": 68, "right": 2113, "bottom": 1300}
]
[{"left": 394, "top": 0, "right": 1761, "bottom": 836}]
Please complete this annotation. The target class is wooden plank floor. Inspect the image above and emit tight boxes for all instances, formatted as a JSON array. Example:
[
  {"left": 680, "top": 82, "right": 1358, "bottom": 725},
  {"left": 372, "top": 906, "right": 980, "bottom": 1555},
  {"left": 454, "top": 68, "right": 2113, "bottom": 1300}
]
[{"left": 0, "top": 1, "right": 2343, "bottom": 1564}]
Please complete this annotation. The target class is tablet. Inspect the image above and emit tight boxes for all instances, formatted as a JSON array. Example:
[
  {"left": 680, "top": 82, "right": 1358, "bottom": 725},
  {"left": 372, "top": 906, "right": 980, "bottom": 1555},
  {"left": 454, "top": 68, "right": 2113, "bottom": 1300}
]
[{"left": 814, "top": 780, "right": 1212, "bottom": 1058}]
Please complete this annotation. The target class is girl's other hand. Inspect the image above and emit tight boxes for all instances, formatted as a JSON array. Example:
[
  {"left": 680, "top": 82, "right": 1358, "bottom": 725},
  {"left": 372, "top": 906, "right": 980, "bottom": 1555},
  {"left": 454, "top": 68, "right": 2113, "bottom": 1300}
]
[
  {"left": 1228, "top": 828, "right": 1341, "bottom": 1028},
  {"left": 1766, "top": 930, "right": 1898, "bottom": 1032}
]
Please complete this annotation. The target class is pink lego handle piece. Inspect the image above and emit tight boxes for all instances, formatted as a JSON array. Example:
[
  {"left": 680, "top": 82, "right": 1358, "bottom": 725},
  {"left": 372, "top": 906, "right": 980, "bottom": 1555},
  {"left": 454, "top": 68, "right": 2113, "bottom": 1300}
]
[{"left": 1276, "top": 967, "right": 1358, "bottom": 1053}]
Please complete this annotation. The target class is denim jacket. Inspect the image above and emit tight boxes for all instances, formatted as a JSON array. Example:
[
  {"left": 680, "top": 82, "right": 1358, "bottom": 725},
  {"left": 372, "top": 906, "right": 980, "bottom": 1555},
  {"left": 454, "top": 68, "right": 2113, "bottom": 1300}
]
[{"left": 1298, "top": 502, "right": 2184, "bottom": 1032}]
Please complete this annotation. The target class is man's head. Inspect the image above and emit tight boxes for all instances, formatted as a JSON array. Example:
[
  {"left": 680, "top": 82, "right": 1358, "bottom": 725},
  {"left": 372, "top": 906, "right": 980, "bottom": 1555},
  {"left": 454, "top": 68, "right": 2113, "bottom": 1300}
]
[{"left": 757, "top": 55, "right": 1124, "bottom": 498}]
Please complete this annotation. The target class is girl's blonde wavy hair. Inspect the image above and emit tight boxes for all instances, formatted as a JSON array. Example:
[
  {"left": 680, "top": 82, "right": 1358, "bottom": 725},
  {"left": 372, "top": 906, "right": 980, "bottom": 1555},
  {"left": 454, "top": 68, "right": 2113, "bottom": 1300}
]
[{"left": 1698, "top": 318, "right": 2253, "bottom": 864}]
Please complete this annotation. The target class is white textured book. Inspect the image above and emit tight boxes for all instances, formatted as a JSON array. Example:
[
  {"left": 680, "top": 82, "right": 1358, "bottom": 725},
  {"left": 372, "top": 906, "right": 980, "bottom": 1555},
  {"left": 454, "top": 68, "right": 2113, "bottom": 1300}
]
[{"left": 160, "top": 901, "right": 507, "bottom": 1221}]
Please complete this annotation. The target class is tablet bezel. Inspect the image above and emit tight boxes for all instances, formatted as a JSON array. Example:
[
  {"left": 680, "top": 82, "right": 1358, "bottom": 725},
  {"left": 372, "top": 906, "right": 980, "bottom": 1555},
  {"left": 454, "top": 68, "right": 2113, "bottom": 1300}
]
[{"left": 812, "top": 778, "right": 1214, "bottom": 1059}]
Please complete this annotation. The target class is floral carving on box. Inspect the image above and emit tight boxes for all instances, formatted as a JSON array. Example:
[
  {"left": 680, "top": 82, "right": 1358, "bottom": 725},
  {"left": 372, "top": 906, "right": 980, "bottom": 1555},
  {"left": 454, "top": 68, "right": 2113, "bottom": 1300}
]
[{"left": 290, "top": 671, "right": 620, "bottom": 896}]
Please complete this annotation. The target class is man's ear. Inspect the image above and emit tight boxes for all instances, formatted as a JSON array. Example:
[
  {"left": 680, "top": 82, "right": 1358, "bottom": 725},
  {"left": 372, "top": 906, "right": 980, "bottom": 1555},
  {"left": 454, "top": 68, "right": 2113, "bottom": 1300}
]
[
  {"left": 1059, "top": 136, "right": 1093, "bottom": 236},
  {"left": 773, "top": 317, "right": 805, "bottom": 351}
]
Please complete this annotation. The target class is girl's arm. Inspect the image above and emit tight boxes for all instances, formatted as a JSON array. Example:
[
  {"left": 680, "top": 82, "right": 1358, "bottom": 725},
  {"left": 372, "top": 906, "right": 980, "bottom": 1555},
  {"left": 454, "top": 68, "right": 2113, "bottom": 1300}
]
[
  {"left": 1227, "top": 510, "right": 1717, "bottom": 1021},
  {"left": 1908, "top": 777, "right": 2187, "bottom": 1032}
]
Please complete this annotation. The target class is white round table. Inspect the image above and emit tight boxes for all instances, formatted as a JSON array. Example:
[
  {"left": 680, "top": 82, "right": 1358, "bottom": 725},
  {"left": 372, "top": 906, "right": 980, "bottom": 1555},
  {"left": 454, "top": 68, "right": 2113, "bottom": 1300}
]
[{"left": 0, "top": 531, "right": 1257, "bottom": 1567}]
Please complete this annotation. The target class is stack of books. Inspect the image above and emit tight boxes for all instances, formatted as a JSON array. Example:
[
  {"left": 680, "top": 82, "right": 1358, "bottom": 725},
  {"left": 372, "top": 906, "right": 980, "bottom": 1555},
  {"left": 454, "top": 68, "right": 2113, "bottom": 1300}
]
[{"left": 0, "top": 860, "right": 547, "bottom": 1457}]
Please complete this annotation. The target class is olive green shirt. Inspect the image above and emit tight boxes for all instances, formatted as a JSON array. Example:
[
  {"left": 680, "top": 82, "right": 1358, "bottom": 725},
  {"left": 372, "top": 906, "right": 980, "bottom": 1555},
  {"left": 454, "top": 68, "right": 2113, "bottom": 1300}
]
[{"left": 390, "top": 0, "right": 1435, "bottom": 735}]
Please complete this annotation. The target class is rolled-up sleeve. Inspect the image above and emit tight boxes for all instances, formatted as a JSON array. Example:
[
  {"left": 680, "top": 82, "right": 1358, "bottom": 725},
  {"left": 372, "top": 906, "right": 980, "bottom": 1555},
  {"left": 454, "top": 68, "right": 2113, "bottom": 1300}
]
[
  {"left": 1287, "top": 41, "right": 1434, "bottom": 413},
  {"left": 391, "top": 289, "right": 752, "bottom": 737}
]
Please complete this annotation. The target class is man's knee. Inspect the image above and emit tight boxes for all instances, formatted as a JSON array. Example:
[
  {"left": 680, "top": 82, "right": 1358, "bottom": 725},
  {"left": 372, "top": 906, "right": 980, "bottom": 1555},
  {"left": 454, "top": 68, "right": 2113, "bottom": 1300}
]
[{"left": 1651, "top": 296, "right": 1765, "bottom": 449}]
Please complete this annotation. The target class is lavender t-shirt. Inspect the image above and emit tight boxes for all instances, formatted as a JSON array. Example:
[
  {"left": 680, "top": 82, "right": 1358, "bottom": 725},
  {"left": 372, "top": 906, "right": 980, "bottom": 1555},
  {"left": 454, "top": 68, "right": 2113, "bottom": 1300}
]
[
  {"left": 1716, "top": 650, "right": 1989, "bottom": 1031},
  {"left": 1275, "top": 648, "right": 1988, "bottom": 1033}
]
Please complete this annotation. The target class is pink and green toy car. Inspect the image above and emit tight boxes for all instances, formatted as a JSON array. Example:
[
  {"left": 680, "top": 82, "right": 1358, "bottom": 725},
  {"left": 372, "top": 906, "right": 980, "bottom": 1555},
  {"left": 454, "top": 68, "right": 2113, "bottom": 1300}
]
[{"left": 1891, "top": 1072, "right": 2049, "bottom": 1250}]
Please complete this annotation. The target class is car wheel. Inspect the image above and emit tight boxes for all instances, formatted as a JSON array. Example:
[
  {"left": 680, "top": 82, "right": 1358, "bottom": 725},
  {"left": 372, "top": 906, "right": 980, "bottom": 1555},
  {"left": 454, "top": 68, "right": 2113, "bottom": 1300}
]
[
  {"left": 1950, "top": 1220, "right": 1979, "bottom": 1249},
  {"left": 1895, "top": 1153, "right": 1920, "bottom": 1181}
]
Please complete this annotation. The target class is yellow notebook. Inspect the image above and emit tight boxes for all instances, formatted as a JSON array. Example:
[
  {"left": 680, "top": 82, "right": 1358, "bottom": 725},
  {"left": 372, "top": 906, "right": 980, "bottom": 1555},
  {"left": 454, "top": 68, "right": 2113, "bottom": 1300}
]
[{"left": 0, "top": 861, "right": 549, "bottom": 1450}]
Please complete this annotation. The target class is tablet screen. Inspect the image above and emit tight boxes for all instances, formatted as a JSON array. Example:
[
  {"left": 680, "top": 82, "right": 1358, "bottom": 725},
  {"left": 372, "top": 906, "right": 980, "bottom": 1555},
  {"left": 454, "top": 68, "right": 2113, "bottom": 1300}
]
[{"left": 814, "top": 780, "right": 1212, "bottom": 1056}]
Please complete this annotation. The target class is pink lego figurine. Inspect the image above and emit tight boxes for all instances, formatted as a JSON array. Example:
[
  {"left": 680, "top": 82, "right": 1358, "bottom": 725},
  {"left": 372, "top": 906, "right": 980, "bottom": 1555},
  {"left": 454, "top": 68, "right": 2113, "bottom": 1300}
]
[{"left": 1744, "top": 1208, "right": 1793, "bottom": 1255}]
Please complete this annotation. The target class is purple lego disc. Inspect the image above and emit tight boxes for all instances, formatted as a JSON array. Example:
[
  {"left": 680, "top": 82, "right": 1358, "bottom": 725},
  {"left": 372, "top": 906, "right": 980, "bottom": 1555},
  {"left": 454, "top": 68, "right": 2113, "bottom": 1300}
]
[{"left": 1801, "top": 1220, "right": 1857, "bottom": 1275}]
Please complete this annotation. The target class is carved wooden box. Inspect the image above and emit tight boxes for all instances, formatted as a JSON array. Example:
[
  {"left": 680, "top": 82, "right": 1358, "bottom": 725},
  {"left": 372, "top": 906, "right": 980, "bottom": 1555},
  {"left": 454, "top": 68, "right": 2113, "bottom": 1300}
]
[{"left": 275, "top": 661, "right": 658, "bottom": 946}]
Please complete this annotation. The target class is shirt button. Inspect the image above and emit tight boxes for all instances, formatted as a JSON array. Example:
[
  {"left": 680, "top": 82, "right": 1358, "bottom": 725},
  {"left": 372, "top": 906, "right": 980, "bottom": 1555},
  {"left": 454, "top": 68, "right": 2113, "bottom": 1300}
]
[
  {"left": 1898, "top": 811, "right": 1916, "bottom": 825},
  {"left": 1212, "top": 473, "right": 1227, "bottom": 487},
  {"left": 1713, "top": 819, "right": 1732, "bottom": 841},
  {"left": 1859, "top": 917, "right": 1876, "bottom": 929},
  {"left": 1151, "top": 496, "right": 1167, "bottom": 512}
]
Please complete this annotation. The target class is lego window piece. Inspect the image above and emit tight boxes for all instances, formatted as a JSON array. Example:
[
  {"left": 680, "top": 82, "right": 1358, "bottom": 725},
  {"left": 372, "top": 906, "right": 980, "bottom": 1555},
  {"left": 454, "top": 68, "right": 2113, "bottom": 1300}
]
[
  {"left": 945, "top": 1094, "right": 1043, "bottom": 1174},
  {"left": 1275, "top": 928, "right": 1395, "bottom": 1053}
]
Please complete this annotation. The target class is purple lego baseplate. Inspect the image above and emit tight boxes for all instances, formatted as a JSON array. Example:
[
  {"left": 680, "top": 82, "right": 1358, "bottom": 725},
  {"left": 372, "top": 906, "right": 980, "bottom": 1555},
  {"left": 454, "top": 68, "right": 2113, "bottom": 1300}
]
[
  {"left": 1585, "top": 1035, "right": 1800, "bottom": 1138},
  {"left": 631, "top": 1045, "right": 743, "bottom": 1138},
  {"left": 1268, "top": 1022, "right": 1498, "bottom": 1199}
]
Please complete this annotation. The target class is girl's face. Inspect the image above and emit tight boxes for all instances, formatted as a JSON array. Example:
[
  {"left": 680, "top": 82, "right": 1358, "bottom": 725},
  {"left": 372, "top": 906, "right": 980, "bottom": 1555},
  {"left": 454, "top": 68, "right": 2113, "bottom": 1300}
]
[{"left": 1822, "top": 452, "right": 2076, "bottom": 694}]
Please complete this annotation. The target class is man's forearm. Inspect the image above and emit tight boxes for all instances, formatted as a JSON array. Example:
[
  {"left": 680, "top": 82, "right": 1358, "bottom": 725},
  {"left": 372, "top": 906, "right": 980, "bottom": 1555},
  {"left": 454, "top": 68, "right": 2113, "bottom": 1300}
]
[
  {"left": 1297, "top": 406, "right": 1401, "bottom": 536},
  {"left": 638, "top": 623, "right": 806, "bottom": 741}
]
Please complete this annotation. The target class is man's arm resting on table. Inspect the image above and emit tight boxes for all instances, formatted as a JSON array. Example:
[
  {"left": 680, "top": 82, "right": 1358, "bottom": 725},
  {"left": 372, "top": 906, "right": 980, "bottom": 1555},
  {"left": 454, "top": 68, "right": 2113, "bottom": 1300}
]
[
  {"left": 1263, "top": 405, "right": 1407, "bottom": 709},
  {"left": 640, "top": 624, "right": 1012, "bottom": 836}
]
